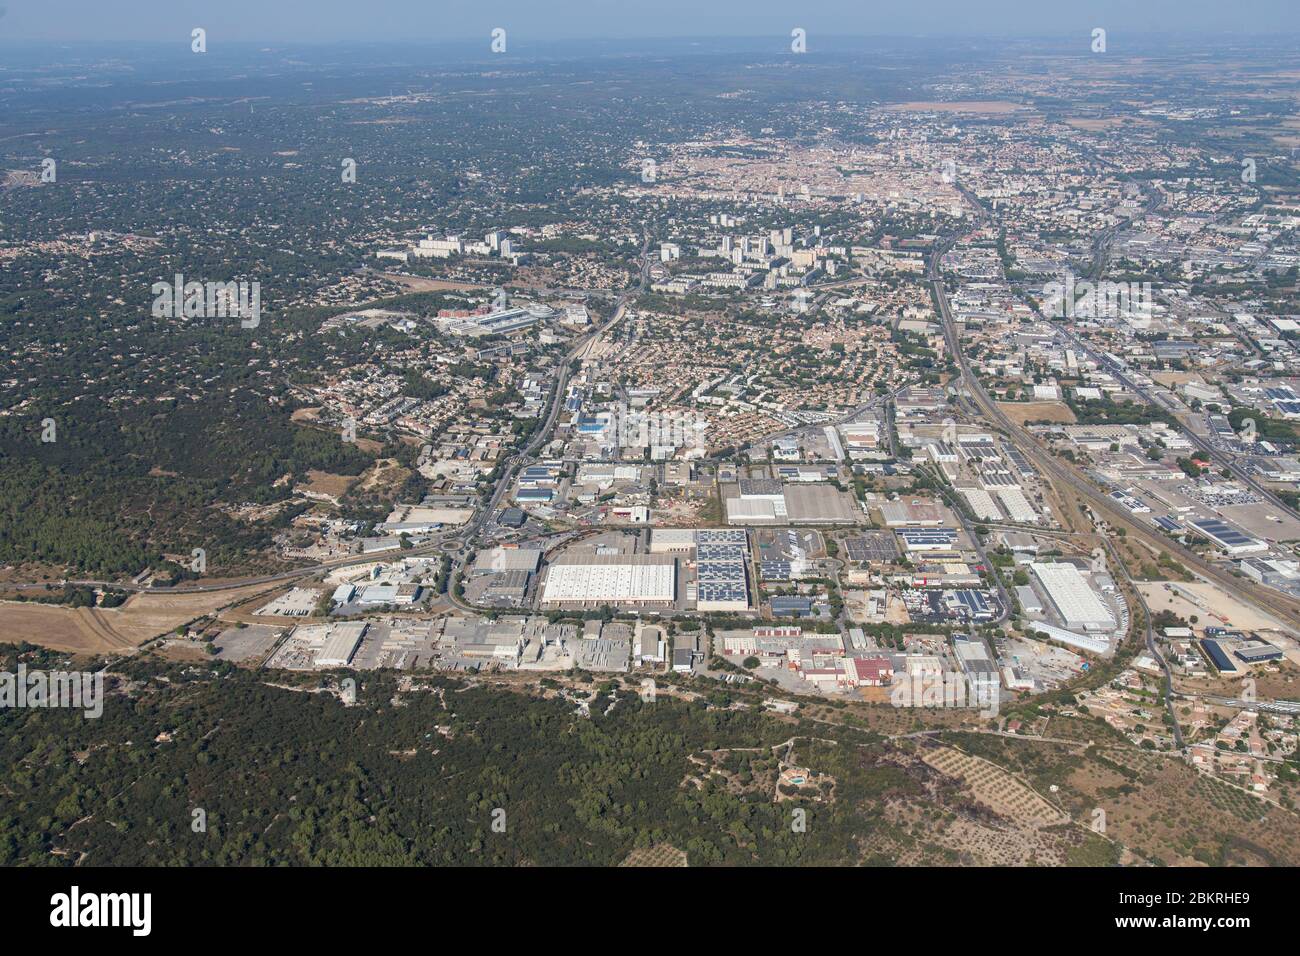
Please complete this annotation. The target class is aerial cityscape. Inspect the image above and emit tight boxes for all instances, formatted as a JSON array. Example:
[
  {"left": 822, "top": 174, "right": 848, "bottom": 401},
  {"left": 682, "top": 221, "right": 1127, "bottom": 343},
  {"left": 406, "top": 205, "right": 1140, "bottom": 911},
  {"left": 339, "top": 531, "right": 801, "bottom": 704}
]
[{"left": 0, "top": 0, "right": 1297, "bottom": 913}]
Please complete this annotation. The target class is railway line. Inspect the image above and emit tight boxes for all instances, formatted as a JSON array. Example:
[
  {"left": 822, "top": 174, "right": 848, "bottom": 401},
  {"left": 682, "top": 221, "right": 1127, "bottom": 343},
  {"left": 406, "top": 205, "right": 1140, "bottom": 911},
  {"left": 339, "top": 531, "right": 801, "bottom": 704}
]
[{"left": 929, "top": 234, "right": 1300, "bottom": 636}]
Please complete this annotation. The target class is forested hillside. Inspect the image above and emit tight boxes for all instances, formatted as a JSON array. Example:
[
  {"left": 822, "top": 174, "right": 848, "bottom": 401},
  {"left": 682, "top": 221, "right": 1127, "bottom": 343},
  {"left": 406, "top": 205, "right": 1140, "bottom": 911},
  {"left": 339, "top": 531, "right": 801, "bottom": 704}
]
[{"left": 1, "top": 651, "right": 918, "bottom": 866}]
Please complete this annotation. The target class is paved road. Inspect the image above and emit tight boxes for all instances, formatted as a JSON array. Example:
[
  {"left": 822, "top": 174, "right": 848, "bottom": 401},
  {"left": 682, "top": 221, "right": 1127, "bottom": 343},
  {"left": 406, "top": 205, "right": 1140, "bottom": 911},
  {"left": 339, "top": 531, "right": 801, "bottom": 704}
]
[
  {"left": 13, "top": 235, "right": 657, "bottom": 605},
  {"left": 1041, "top": 175, "right": 1300, "bottom": 591},
  {"left": 929, "top": 224, "right": 1300, "bottom": 634},
  {"left": 930, "top": 221, "right": 1190, "bottom": 742},
  {"left": 1101, "top": 535, "right": 1185, "bottom": 747},
  {"left": 921, "top": 464, "right": 1012, "bottom": 626},
  {"left": 1050, "top": 320, "right": 1300, "bottom": 528},
  {"left": 444, "top": 231, "right": 656, "bottom": 606}
]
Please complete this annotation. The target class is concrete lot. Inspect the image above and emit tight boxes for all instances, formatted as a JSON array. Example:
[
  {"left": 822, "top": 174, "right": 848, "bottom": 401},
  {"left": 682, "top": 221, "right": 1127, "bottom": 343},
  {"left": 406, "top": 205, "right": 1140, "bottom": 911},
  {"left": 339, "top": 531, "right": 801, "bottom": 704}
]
[{"left": 213, "top": 623, "right": 285, "bottom": 663}]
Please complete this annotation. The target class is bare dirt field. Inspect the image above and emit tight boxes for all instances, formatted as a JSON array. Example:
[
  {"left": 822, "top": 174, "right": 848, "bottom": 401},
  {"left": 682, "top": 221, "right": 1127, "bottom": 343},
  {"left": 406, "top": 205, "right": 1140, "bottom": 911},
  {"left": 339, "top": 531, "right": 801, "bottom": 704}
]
[
  {"left": 358, "top": 458, "right": 412, "bottom": 494},
  {"left": 1138, "top": 580, "right": 1292, "bottom": 633},
  {"left": 379, "top": 272, "right": 488, "bottom": 292},
  {"left": 300, "top": 469, "right": 358, "bottom": 498},
  {"left": 997, "top": 401, "right": 1077, "bottom": 425},
  {"left": 0, "top": 582, "right": 280, "bottom": 656},
  {"left": 0, "top": 564, "right": 71, "bottom": 585},
  {"left": 1150, "top": 371, "right": 1203, "bottom": 388},
  {"left": 1176, "top": 665, "right": 1300, "bottom": 702},
  {"left": 1064, "top": 116, "right": 1160, "bottom": 130}
]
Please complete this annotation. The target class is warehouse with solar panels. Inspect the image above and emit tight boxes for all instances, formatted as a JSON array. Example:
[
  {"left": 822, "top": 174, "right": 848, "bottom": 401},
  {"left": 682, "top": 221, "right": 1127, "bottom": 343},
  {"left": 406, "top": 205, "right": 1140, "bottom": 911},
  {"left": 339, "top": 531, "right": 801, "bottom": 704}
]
[
  {"left": 694, "top": 529, "right": 751, "bottom": 611},
  {"left": 1190, "top": 518, "right": 1267, "bottom": 555},
  {"left": 897, "top": 528, "right": 960, "bottom": 552}
]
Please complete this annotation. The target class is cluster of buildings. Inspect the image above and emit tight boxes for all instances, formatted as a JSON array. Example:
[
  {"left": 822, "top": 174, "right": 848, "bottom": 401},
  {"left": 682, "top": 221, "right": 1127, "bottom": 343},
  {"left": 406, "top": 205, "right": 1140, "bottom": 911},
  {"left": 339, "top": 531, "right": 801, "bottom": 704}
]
[
  {"left": 723, "top": 475, "right": 862, "bottom": 526},
  {"left": 378, "top": 229, "right": 521, "bottom": 264}
]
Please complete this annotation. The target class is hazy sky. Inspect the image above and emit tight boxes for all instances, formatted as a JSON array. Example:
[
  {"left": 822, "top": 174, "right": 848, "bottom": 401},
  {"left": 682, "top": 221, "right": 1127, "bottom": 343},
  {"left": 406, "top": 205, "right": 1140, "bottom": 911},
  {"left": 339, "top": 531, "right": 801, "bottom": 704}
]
[{"left": 0, "top": 0, "right": 1296, "bottom": 44}]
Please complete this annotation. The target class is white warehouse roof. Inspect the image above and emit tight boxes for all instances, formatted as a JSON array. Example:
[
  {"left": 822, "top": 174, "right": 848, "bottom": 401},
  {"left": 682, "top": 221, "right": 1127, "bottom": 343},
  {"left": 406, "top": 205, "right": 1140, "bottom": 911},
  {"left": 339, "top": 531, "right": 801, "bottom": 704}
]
[
  {"left": 650, "top": 528, "right": 698, "bottom": 551},
  {"left": 960, "top": 488, "right": 1002, "bottom": 521},
  {"left": 1029, "top": 623, "right": 1109, "bottom": 655},
  {"left": 1030, "top": 563, "right": 1114, "bottom": 630},
  {"left": 542, "top": 555, "right": 676, "bottom": 604},
  {"left": 314, "top": 622, "right": 368, "bottom": 667}
]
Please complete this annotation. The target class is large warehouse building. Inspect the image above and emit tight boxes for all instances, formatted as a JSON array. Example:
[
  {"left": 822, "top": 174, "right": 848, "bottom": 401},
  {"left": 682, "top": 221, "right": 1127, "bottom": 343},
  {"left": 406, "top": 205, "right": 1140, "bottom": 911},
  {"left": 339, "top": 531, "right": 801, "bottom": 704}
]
[
  {"left": 1030, "top": 562, "right": 1115, "bottom": 632},
  {"left": 1189, "top": 518, "right": 1267, "bottom": 556},
  {"left": 314, "top": 622, "right": 368, "bottom": 668},
  {"left": 649, "top": 528, "right": 698, "bottom": 553},
  {"left": 694, "top": 529, "right": 751, "bottom": 612},
  {"left": 647, "top": 528, "right": 751, "bottom": 611},
  {"left": 540, "top": 554, "right": 677, "bottom": 608},
  {"left": 726, "top": 482, "right": 859, "bottom": 525}
]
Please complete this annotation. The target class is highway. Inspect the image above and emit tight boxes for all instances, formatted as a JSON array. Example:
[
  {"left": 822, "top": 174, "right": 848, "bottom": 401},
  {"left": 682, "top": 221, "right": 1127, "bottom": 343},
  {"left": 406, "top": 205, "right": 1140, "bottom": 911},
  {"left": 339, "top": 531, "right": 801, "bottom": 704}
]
[
  {"left": 1052, "top": 172, "right": 1300, "bottom": 608},
  {"left": 1046, "top": 176, "right": 1300, "bottom": 584}
]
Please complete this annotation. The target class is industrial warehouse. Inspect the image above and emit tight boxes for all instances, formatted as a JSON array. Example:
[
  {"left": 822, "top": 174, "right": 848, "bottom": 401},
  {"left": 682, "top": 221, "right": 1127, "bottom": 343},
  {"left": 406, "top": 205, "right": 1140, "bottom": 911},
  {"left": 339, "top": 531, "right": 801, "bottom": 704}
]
[
  {"left": 691, "top": 529, "right": 751, "bottom": 612},
  {"left": 539, "top": 554, "right": 677, "bottom": 608},
  {"left": 724, "top": 479, "right": 862, "bottom": 525},
  {"left": 538, "top": 528, "right": 753, "bottom": 612},
  {"left": 1029, "top": 562, "right": 1116, "bottom": 632},
  {"left": 16, "top": 12, "right": 1300, "bottom": 885}
]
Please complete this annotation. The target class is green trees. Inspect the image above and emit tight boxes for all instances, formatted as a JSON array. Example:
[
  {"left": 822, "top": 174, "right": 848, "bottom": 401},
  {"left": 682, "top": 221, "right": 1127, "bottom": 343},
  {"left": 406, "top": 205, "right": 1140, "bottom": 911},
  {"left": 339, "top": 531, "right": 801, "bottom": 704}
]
[{"left": 0, "top": 653, "right": 909, "bottom": 867}]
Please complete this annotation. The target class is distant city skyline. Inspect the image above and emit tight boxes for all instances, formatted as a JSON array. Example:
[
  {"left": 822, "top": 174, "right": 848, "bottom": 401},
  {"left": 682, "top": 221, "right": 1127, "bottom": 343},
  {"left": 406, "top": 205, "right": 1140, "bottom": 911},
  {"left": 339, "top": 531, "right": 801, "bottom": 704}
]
[{"left": 0, "top": 0, "right": 1296, "bottom": 44}]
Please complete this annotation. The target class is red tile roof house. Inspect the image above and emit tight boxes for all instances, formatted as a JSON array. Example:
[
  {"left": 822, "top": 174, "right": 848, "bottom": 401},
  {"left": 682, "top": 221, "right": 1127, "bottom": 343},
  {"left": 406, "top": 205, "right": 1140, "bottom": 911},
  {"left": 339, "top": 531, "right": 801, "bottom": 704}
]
[{"left": 851, "top": 657, "right": 894, "bottom": 686}]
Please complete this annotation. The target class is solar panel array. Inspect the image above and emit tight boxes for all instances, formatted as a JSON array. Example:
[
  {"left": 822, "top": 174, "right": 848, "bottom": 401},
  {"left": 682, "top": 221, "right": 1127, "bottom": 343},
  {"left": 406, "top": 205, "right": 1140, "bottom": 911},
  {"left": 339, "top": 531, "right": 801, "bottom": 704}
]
[
  {"left": 1002, "top": 445, "right": 1035, "bottom": 477},
  {"left": 978, "top": 466, "right": 1019, "bottom": 488},
  {"left": 760, "top": 560, "right": 792, "bottom": 581},
  {"left": 897, "top": 528, "right": 960, "bottom": 545},
  {"left": 698, "top": 543, "right": 745, "bottom": 562},
  {"left": 1191, "top": 518, "right": 1256, "bottom": 548},
  {"left": 696, "top": 534, "right": 749, "bottom": 607},
  {"left": 843, "top": 533, "right": 898, "bottom": 563},
  {"left": 697, "top": 529, "right": 748, "bottom": 546},
  {"left": 951, "top": 589, "right": 996, "bottom": 619}
]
